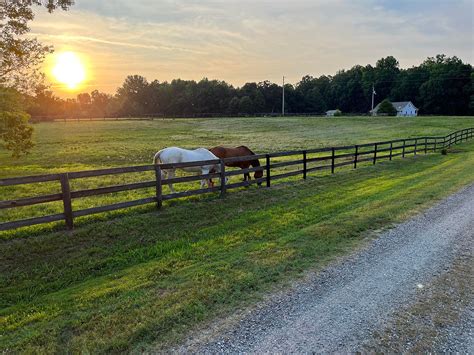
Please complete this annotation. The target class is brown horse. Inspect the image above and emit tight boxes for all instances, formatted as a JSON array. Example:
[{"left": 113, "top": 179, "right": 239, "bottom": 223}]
[{"left": 210, "top": 146, "right": 263, "bottom": 184}]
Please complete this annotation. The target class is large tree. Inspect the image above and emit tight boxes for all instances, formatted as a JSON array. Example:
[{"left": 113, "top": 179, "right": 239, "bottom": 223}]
[{"left": 0, "top": 0, "right": 73, "bottom": 156}]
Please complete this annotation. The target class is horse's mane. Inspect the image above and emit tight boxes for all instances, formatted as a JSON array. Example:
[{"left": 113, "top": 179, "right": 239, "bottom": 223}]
[{"left": 237, "top": 145, "right": 256, "bottom": 155}]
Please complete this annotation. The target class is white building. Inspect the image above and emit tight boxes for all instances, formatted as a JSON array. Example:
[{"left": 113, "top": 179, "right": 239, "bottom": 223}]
[
  {"left": 371, "top": 101, "right": 418, "bottom": 117},
  {"left": 326, "top": 109, "right": 341, "bottom": 117}
]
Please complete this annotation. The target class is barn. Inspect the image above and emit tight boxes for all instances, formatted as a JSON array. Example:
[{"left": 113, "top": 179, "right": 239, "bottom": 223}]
[{"left": 371, "top": 101, "right": 419, "bottom": 117}]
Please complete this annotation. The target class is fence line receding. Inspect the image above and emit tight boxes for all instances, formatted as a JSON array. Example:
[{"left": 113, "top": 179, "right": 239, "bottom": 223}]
[{"left": 1, "top": 128, "right": 472, "bottom": 232}]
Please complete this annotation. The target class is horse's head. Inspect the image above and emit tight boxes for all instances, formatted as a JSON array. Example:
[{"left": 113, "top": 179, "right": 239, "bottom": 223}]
[{"left": 253, "top": 159, "right": 263, "bottom": 184}]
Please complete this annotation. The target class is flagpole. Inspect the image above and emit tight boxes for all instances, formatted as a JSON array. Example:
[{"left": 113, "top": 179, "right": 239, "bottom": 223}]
[
  {"left": 282, "top": 76, "right": 285, "bottom": 116},
  {"left": 371, "top": 84, "right": 375, "bottom": 115}
]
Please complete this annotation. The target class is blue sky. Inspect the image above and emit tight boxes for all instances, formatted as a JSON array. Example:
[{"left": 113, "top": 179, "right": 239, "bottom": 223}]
[{"left": 31, "top": 0, "right": 473, "bottom": 96}]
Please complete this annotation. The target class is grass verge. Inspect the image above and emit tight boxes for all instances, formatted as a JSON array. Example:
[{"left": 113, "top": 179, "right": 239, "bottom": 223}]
[{"left": 1, "top": 141, "right": 474, "bottom": 352}]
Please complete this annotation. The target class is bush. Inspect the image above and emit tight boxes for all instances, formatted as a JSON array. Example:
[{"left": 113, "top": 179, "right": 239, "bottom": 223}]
[
  {"left": 377, "top": 99, "right": 397, "bottom": 116},
  {"left": 441, "top": 149, "right": 447, "bottom": 155},
  {"left": 333, "top": 109, "right": 342, "bottom": 116}
]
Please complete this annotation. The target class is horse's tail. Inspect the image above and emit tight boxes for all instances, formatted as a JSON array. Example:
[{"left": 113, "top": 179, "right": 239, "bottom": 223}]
[{"left": 153, "top": 150, "right": 163, "bottom": 165}]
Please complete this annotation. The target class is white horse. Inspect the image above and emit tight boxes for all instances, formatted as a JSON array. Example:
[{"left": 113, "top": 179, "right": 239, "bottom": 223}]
[{"left": 153, "top": 147, "right": 221, "bottom": 193}]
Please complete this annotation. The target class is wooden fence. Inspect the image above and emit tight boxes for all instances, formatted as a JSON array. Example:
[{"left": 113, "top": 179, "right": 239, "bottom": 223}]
[{"left": 1, "top": 127, "right": 472, "bottom": 231}]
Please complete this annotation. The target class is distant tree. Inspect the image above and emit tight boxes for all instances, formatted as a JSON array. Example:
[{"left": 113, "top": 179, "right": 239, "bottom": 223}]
[
  {"left": 90, "top": 90, "right": 112, "bottom": 117},
  {"left": 418, "top": 55, "right": 472, "bottom": 115},
  {"left": 228, "top": 96, "right": 240, "bottom": 114},
  {"left": 239, "top": 96, "right": 254, "bottom": 114},
  {"left": 24, "top": 54, "right": 473, "bottom": 119},
  {"left": 374, "top": 56, "right": 400, "bottom": 102},
  {"left": 116, "top": 75, "right": 149, "bottom": 115},
  {"left": 377, "top": 99, "right": 397, "bottom": 116}
]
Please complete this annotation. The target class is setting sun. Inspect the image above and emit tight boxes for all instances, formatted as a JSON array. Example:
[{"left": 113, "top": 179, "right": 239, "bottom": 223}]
[{"left": 52, "top": 52, "right": 86, "bottom": 89}]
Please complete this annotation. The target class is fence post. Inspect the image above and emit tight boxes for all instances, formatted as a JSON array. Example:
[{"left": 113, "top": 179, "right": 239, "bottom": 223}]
[
  {"left": 265, "top": 154, "right": 271, "bottom": 187},
  {"left": 154, "top": 165, "right": 163, "bottom": 209},
  {"left": 414, "top": 139, "right": 418, "bottom": 155},
  {"left": 389, "top": 142, "right": 393, "bottom": 160},
  {"left": 402, "top": 140, "right": 406, "bottom": 157},
  {"left": 60, "top": 173, "right": 73, "bottom": 230},
  {"left": 331, "top": 148, "right": 335, "bottom": 174},
  {"left": 219, "top": 159, "right": 226, "bottom": 197},
  {"left": 434, "top": 138, "right": 437, "bottom": 152},
  {"left": 303, "top": 150, "right": 307, "bottom": 180},
  {"left": 373, "top": 143, "right": 378, "bottom": 164},
  {"left": 424, "top": 137, "right": 427, "bottom": 154},
  {"left": 354, "top": 145, "right": 359, "bottom": 169}
]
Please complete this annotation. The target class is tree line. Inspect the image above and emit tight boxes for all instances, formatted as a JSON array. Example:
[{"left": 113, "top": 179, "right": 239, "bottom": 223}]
[{"left": 29, "top": 54, "right": 473, "bottom": 119}]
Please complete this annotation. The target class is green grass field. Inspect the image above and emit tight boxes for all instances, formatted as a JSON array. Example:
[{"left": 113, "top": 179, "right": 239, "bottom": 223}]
[{"left": 1, "top": 116, "right": 474, "bottom": 352}]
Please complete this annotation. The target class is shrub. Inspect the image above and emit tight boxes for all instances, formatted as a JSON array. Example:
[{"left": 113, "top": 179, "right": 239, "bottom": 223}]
[{"left": 377, "top": 99, "right": 397, "bottom": 116}]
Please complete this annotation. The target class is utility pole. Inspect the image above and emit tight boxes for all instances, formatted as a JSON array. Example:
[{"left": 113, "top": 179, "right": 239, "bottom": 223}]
[
  {"left": 282, "top": 76, "right": 285, "bottom": 116},
  {"left": 371, "top": 84, "right": 376, "bottom": 115}
]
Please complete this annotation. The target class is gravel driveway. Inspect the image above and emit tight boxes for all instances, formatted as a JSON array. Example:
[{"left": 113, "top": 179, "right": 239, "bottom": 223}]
[{"left": 173, "top": 184, "right": 474, "bottom": 353}]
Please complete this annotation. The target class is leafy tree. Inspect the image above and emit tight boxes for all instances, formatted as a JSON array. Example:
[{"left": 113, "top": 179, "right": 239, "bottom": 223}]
[
  {"left": 1, "top": 0, "right": 73, "bottom": 91},
  {"left": 376, "top": 99, "right": 397, "bottom": 116},
  {"left": 0, "top": 88, "right": 33, "bottom": 157},
  {"left": 0, "top": 0, "right": 73, "bottom": 157}
]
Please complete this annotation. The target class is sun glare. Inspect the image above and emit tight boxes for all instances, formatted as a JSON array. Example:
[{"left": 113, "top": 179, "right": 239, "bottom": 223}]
[{"left": 52, "top": 52, "right": 86, "bottom": 89}]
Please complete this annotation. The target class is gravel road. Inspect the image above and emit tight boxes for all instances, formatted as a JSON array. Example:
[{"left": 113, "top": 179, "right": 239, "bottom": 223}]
[{"left": 174, "top": 184, "right": 474, "bottom": 353}]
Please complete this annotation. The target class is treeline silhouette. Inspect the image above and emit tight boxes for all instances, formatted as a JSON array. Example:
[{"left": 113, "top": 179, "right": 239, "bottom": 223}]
[{"left": 29, "top": 54, "right": 473, "bottom": 119}]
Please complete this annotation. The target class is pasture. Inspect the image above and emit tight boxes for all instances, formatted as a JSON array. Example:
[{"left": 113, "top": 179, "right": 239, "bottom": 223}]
[{"left": 1, "top": 116, "right": 474, "bottom": 352}]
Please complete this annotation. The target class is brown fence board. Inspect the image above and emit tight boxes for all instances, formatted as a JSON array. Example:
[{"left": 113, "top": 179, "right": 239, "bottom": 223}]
[
  {"left": 160, "top": 159, "right": 220, "bottom": 169},
  {"left": 226, "top": 177, "right": 266, "bottom": 189},
  {"left": 306, "top": 156, "right": 332, "bottom": 163},
  {"left": 71, "top": 181, "right": 156, "bottom": 198},
  {"left": 269, "top": 150, "right": 305, "bottom": 158},
  {"left": 271, "top": 170, "right": 304, "bottom": 180},
  {"left": 306, "top": 165, "right": 331, "bottom": 173},
  {"left": 163, "top": 172, "right": 220, "bottom": 185},
  {"left": 225, "top": 166, "right": 265, "bottom": 177},
  {"left": 162, "top": 186, "right": 220, "bottom": 200},
  {"left": 69, "top": 165, "right": 154, "bottom": 179},
  {"left": 73, "top": 197, "right": 156, "bottom": 217},
  {"left": 0, "top": 193, "right": 63, "bottom": 209},
  {"left": 334, "top": 152, "right": 355, "bottom": 159},
  {"left": 0, "top": 174, "right": 61, "bottom": 187},
  {"left": 271, "top": 159, "right": 304, "bottom": 168},
  {"left": 0, "top": 213, "right": 65, "bottom": 231},
  {"left": 223, "top": 154, "right": 266, "bottom": 163}
]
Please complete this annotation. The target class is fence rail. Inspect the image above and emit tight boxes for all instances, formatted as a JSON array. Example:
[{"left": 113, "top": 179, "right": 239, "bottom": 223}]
[{"left": 1, "top": 128, "right": 472, "bottom": 232}]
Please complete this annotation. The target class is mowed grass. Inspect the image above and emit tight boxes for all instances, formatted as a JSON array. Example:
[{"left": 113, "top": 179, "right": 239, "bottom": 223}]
[
  {"left": 1, "top": 116, "right": 474, "bottom": 352},
  {"left": 1, "top": 116, "right": 473, "bottom": 228},
  {"left": 1, "top": 115, "right": 473, "bottom": 176}
]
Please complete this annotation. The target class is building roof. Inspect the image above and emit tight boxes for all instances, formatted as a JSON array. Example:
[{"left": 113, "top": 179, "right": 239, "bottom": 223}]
[
  {"left": 372, "top": 101, "right": 417, "bottom": 113},
  {"left": 326, "top": 109, "right": 339, "bottom": 113}
]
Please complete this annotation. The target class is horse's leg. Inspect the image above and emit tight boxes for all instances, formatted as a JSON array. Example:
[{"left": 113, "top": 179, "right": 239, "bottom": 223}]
[
  {"left": 201, "top": 168, "right": 212, "bottom": 188},
  {"left": 167, "top": 169, "right": 176, "bottom": 193}
]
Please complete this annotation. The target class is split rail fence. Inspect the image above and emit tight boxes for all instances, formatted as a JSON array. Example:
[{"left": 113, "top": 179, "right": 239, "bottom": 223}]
[{"left": 1, "top": 128, "right": 472, "bottom": 231}]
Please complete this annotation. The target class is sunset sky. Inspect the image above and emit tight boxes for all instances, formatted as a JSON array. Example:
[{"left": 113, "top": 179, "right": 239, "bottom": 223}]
[{"left": 32, "top": 0, "right": 473, "bottom": 97}]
